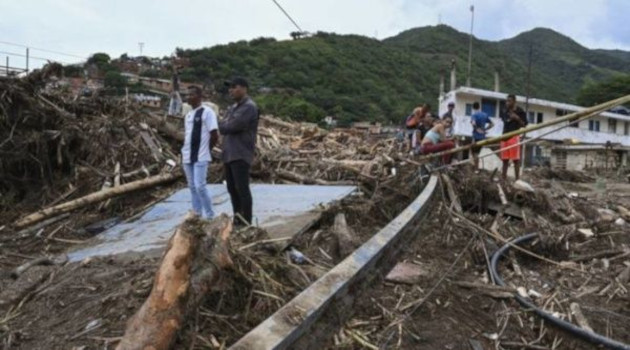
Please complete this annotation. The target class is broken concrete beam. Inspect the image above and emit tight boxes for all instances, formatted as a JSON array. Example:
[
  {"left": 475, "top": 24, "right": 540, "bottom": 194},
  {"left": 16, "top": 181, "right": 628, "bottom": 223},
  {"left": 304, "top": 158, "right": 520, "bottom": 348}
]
[
  {"left": 333, "top": 213, "right": 358, "bottom": 258},
  {"left": 578, "top": 228, "right": 595, "bottom": 238},
  {"left": 385, "top": 262, "right": 430, "bottom": 285},
  {"left": 597, "top": 208, "right": 618, "bottom": 223},
  {"left": 513, "top": 180, "right": 535, "bottom": 193}
]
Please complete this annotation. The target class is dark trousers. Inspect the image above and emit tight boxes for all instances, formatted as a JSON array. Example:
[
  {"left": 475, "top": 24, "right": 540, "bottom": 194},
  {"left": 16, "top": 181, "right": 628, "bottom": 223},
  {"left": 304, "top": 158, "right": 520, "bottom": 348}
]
[{"left": 225, "top": 160, "right": 253, "bottom": 225}]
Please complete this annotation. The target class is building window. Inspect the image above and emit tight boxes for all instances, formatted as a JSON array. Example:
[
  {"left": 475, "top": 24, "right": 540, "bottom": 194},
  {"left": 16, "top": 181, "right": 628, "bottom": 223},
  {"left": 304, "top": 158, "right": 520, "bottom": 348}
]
[
  {"left": 537, "top": 112, "right": 543, "bottom": 124},
  {"left": 465, "top": 103, "right": 472, "bottom": 116},
  {"left": 588, "top": 120, "right": 600, "bottom": 132},
  {"left": 569, "top": 121, "right": 580, "bottom": 128},
  {"left": 528, "top": 111, "right": 536, "bottom": 124},
  {"left": 625, "top": 122, "right": 629, "bottom": 136},
  {"left": 481, "top": 98, "right": 497, "bottom": 117},
  {"left": 556, "top": 109, "right": 570, "bottom": 116},
  {"left": 609, "top": 119, "right": 617, "bottom": 133}
]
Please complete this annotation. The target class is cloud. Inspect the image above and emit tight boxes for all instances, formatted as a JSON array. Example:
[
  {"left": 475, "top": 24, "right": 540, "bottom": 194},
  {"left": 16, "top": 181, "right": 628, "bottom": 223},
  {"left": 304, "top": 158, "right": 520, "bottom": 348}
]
[{"left": 1, "top": 0, "right": 628, "bottom": 70}]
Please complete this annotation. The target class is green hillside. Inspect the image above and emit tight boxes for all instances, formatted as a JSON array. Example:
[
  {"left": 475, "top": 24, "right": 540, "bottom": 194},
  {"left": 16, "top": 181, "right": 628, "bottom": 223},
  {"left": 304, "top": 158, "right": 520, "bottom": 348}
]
[{"left": 175, "top": 25, "right": 630, "bottom": 124}]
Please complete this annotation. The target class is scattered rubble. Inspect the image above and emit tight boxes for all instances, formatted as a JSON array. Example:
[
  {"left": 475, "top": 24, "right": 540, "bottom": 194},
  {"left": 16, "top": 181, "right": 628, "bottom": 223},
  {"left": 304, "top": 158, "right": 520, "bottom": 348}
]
[
  {"left": 335, "top": 168, "right": 630, "bottom": 349},
  {"left": 0, "top": 72, "right": 424, "bottom": 349},
  {"left": 2, "top": 71, "right": 629, "bottom": 349}
]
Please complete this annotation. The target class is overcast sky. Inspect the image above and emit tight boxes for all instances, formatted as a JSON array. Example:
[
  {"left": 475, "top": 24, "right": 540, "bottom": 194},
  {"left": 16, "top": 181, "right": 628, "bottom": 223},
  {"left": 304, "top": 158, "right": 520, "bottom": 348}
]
[{"left": 2, "top": 0, "right": 629, "bottom": 70}]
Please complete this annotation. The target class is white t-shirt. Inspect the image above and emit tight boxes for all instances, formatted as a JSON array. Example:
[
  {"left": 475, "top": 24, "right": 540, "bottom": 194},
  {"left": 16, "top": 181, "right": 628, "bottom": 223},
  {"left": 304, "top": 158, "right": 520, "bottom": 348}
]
[{"left": 181, "top": 106, "right": 218, "bottom": 164}]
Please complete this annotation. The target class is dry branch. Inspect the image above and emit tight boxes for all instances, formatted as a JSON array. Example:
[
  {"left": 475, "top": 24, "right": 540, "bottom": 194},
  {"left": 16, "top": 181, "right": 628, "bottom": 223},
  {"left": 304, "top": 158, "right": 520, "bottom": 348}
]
[{"left": 15, "top": 172, "right": 181, "bottom": 229}]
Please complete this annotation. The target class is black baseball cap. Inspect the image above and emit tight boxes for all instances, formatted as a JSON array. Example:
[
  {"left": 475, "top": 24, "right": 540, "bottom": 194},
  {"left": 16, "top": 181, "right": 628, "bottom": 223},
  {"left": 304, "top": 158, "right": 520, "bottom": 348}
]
[{"left": 224, "top": 77, "right": 249, "bottom": 88}]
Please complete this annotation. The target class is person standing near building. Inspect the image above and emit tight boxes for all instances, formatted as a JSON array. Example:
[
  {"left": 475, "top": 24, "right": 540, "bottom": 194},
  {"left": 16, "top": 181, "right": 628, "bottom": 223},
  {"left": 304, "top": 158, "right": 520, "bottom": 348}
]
[
  {"left": 500, "top": 94, "right": 527, "bottom": 180},
  {"left": 181, "top": 85, "right": 219, "bottom": 219},
  {"left": 442, "top": 101, "right": 455, "bottom": 120},
  {"left": 470, "top": 102, "right": 494, "bottom": 173},
  {"left": 219, "top": 77, "right": 259, "bottom": 227},
  {"left": 168, "top": 65, "right": 183, "bottom": 117}
]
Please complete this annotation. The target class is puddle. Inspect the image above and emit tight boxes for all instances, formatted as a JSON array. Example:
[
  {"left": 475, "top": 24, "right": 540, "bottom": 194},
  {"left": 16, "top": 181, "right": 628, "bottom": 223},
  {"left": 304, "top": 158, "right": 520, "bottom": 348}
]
[{"left": 67, "top": 184, "right": 355, "bottom": 261}]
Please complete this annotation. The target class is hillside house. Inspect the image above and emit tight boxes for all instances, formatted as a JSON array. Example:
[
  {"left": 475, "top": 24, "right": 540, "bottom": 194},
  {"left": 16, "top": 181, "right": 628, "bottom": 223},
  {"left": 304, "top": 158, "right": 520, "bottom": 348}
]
[{"left": 438, "top": 87, "right": 630, "bottom": 171}]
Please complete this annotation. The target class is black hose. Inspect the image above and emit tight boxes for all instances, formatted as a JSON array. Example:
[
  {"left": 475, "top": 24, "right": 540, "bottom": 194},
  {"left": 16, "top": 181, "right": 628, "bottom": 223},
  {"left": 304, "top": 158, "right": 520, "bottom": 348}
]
[{"left": 489, "top": 233, "right": 630, "bottom": 350}]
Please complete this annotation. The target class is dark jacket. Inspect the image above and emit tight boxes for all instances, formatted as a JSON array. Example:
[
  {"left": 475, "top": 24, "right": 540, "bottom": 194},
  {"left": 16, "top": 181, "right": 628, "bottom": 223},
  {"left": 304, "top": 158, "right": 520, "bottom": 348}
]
[
  {"left": 219, "top": 96, "right": 259, "bottom": 165},
  {"left": 500, "top": 106, "right": 527, "bottom": 133}
]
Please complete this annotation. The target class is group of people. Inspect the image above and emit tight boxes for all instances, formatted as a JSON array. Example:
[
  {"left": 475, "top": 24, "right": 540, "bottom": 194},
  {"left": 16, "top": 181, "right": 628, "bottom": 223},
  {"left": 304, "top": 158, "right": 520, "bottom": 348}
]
[
  {"left": 180, "top": 84, "right": 528, "bottom": 227},
  {"left": 181, "top": 77, "right": 258, "bottom": 228},
  {"left": 402, "top": 94, "right": 528, "bottom": 180},
  {"left": 403, "top": 102, "right": 456, "bottom": 164}
]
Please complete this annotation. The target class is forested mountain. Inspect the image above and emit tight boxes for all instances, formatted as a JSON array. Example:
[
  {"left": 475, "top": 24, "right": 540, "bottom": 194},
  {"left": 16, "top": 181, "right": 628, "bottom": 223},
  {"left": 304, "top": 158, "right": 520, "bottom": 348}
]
[{"left": 173, "top": 25, "right": 630, "bottom": 124}]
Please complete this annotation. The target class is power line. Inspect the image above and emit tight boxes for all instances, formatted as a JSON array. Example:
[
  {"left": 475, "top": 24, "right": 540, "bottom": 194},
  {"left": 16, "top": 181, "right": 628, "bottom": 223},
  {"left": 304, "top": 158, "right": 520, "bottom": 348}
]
[
  {"left": 270, "top": 0, "right": 304, "bottom": 32},
  {"left": 0, "top": 50, "right": 72, "bottom": 64},
  {"left": 0, "top": 40, "right": 86, "bottom": 59}
]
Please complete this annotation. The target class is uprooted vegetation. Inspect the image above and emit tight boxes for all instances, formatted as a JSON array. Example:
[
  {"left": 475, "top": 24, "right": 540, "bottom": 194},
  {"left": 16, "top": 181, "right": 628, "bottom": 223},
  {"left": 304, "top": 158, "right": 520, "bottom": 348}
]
[
  {"left": 0, "top": 74, "right": 425, "bottom": 349},
  {"left": 332, "top": 168, "right": 630, "bottom": 349},
  {"left": 2, "top": 71, "right": 629, "bottom": 349}
]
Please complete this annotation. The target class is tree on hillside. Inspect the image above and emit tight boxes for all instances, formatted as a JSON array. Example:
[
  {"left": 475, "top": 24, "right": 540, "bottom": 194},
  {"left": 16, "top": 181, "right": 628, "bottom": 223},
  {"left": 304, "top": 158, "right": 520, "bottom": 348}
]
[
  {"left": 104, "top": 71, "right": 128, "bottom": 94},
  {"left": 87, "top": 53, "right": 111, "bottom": 69},
  {"left": 577, "top": 75, "right": 630, "bottom": 107}
]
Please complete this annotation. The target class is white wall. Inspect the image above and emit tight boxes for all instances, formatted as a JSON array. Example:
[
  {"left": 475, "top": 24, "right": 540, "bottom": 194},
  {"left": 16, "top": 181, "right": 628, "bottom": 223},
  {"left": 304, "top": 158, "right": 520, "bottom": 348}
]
[{"left": 445, "top": 91, "right": 630, "bottom": 146}]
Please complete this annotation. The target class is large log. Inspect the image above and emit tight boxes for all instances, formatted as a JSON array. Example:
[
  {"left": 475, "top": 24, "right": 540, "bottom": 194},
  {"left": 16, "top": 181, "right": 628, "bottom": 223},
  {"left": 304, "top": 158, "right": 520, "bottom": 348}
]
[
  {"left": 116, "top": 213, "right": 233, "bottom": 350},
  {"left": 14, "top": 172, "right": 181, "bottom": 229},
  {"left": 275, "top": 169, "right": 354, "bottom": 186},
  {"left": 146, "top": 112, "right": 184, "bottom": 142}
]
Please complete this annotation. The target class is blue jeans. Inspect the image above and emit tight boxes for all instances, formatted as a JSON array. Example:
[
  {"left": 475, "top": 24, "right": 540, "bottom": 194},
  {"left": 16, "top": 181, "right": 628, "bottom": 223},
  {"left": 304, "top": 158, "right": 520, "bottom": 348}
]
[{"left": 183, "top": 161, "right": 214, "bottom": 219}]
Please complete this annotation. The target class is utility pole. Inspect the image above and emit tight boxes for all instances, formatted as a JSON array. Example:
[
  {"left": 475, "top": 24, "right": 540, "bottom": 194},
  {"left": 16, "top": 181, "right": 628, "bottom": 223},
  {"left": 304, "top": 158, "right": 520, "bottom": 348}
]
[
  {"left": 466, "top": 4, "right": 474, "bottom": 87},
  {"left": 26, "top": 48, "right": 29, "bottom": 73},
  {"left": 522, "top": 43, "right": 533, "bottom": 168},
  {"left": 138, "top": 42, "right": 144, "bottom": 56},
  {"left": 5, "top": 56, "right": 8, "bottom": 76}
]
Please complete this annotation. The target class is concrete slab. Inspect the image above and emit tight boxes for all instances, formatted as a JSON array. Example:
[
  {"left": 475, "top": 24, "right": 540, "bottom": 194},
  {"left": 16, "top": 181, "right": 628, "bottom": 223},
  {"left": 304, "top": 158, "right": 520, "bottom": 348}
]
[{"left": 67, "top": 184, "right": 355, "bottom": 262}]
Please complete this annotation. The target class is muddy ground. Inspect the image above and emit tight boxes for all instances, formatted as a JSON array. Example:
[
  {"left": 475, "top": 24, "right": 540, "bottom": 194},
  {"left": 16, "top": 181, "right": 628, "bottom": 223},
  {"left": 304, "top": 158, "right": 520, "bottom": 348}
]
[
  {"left": 329, "top": 168, "right": 630, "bottom": 349},
  {"left": 0, "top": 166, "right": 423, "bottom": 350},
  {"left": 1, "top": 165, "right": 629, "bottom": 350}
]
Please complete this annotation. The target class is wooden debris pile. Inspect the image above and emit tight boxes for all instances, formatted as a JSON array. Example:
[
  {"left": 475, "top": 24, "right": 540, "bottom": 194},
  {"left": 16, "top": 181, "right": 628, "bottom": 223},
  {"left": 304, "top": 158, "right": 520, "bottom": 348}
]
[
  {"left": 334, "top": 168, "right": 630, "bottom": 349},
  {"left": 255, "top": 115, "right": 404, "bottom": 186},
  {"left": 0, "top": 76, "right": 179, "bottom": 218}
]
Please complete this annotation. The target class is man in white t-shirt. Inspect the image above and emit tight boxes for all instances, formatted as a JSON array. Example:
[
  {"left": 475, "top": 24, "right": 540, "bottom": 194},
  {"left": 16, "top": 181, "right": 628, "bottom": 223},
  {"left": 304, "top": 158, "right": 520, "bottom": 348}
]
[{"left": 181, "top": 85, "right": 219, "bottom": 219}]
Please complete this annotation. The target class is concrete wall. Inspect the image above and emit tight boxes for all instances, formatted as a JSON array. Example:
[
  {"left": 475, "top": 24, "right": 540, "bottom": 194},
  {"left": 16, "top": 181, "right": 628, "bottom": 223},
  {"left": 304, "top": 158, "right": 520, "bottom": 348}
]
[
  {"left": 551, "top": 149, "right": 625, "bottom": 170},
  {"left": 441, "top": 91, "right": 630, "bottom": 146}
]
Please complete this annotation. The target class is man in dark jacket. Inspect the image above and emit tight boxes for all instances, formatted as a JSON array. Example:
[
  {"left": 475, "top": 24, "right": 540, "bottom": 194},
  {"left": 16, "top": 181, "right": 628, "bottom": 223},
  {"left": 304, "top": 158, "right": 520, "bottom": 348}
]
[{"left": 219, "top": 77, "right": 259, "bottom": 226}]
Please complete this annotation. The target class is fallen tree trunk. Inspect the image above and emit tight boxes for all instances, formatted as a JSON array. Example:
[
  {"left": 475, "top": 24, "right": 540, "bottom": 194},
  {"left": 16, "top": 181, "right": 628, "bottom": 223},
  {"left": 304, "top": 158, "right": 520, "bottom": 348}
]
[
  {"left": 275, "top": 169, "right": 354, "bottom": 186},
  {"left": 15, "top": 172, "right": 181, "bottom": 229},
  {"left": 116, "top": 213, "right": 233, "bottom": 350},
  {"left": 146, "top": 112, "right": 184, "bottom": 142},
  {"left": 260, "top": 115, "right": 297, "bottom": 130}
]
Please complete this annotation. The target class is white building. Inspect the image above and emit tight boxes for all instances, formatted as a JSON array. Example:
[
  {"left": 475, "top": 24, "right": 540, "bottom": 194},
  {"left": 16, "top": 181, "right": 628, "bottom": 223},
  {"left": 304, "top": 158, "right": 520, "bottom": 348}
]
[{"left": 438, "top": 86, "right": 630, "bottom": 171}]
